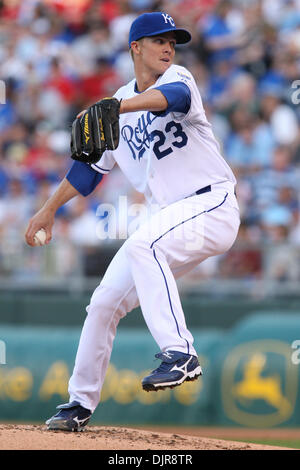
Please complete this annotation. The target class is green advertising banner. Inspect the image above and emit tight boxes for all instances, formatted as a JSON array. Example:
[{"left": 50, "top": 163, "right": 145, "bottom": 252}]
[
  {"left": 0, "top": 326, "right": 223, "bottom": 426},
  {"left": 210, "top": 313, "right": 300, "bottom": 428},
  {"left": 1, "top": 313, "right": 300, "bottom": 427}
]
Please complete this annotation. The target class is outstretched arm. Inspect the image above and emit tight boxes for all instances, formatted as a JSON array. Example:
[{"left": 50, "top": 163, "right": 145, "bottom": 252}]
[{"left": 25, "top": 177, "right": 80, "bottom": 247}]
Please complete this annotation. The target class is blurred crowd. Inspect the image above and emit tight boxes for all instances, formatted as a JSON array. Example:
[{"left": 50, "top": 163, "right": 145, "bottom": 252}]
[{"left": 1, "top": 0, "right": 300, "bottom": 283}]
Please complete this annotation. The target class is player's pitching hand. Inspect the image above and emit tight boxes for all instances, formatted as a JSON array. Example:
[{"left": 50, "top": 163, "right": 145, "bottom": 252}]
[{"left": 25, "top": 208, "right": 54, "bottom": 247}]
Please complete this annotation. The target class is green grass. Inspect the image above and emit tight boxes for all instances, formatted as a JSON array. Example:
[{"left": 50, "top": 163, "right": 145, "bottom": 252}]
[{"left": 225, "top": 438, "right": 300, "bottom": 449}]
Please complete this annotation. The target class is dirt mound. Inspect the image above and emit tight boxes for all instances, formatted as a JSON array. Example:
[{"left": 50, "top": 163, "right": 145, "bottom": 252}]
[{"left": 0, "top": 424, "right": 290, "bottom": 450}]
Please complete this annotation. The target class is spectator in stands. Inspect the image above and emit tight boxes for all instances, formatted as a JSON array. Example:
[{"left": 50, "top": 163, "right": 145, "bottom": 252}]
[
  {"left": 226, "top": 114, "right": 275, "bottom": 175},
  {"left": 261, "top": 205, "right": 299, "bottom": 282},
  {"left": 259, "top": 85, "right": 299, "bottom": 147},
  {"left": 79, "top": 56, "right": 122, "bottom": 106},
  {"left": 201, "top": 0, "right": 243, "bottom": 67},
  {"left": 250, "top": 145, "right": 299, "bottom": 227},
  {"left": 71, "top": 21, "right": 116, "bottom": 76}
]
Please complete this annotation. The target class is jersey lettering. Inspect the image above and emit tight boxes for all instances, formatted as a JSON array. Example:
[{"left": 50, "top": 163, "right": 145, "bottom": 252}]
[
  {"left": 151, "top": 120, "right": 188, "bottom": 160},
  {"left": 121, "top": 112, "right": 158, "bottom": 160},
  {"left": 151, "top": 130, "right": 173, "bottom": 159},
  {"left": 165, "top": 121, "right": 188, "bottom": 148}
]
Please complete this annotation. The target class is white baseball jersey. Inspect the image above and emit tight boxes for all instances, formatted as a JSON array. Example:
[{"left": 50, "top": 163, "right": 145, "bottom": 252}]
[{"left": 90, "top": 64, "right": 236, "bottom": 207}]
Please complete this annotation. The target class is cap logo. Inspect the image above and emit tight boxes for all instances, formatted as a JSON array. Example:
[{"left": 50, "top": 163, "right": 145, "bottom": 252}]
[{"left": 161, "top": 13, "right": 175, "bottom": 27}]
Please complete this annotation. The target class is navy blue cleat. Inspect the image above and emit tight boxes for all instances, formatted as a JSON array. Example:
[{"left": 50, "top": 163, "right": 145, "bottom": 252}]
[
  {"left": 46, "top": 401, "right": 92, "bottom": 432},
  {"left": 142, "top": 350, "right": 202, "bottom": 391}
]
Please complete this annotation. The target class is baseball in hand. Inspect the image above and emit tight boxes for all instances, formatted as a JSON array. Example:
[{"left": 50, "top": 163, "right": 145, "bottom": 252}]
[{"left": 33, "top": 228, "right": 47, "bottom": 246}]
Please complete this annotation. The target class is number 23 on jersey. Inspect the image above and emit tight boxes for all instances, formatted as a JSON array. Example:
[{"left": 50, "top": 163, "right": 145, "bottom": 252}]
[{"left": 151, "top": 120, "right": 188, "bottom": 160}]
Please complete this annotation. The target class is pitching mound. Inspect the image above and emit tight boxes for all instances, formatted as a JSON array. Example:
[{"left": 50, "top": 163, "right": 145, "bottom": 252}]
[{"left": 0, "top": 424, "right": 290, "bottom": 450}]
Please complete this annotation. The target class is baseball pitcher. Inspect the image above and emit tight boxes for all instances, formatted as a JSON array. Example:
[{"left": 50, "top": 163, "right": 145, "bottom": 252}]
[{"left": 25, "top": 12, "right": 240, "bottom": 431}]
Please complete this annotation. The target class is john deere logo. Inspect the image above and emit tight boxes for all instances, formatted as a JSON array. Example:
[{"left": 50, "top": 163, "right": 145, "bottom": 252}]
[{"left": 222, "top": 340, "right": 298, "bottom": 427}]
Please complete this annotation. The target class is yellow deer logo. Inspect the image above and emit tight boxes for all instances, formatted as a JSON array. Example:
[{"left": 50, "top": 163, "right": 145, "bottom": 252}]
[{"left": 232, "top": 353, "right": 291, "bottom": 415}]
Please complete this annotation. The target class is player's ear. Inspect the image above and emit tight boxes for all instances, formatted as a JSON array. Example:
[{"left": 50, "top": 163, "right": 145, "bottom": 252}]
[{"left": 130, "top": 40, "right": 142, "bottom": 57}]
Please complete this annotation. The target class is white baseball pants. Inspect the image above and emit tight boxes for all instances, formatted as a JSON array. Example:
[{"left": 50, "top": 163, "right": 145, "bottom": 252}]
[{"left": 68, "top": 182, "right": 240, "bottom": 412}]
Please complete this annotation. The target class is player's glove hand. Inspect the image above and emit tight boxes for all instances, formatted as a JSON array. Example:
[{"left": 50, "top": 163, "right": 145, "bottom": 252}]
[{"left": 70, "top": 97, "right": 120, "bottom": 164}]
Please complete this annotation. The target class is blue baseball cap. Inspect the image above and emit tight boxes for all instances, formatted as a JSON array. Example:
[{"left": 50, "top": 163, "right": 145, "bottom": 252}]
[{"left": 128, "top": 12, "right": 191, "bottom": 48}]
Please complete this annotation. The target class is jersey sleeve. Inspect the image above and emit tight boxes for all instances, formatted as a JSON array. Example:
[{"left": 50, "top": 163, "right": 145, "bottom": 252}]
[
  {"left": 66, "top": 161, "right": 104, "bottom": 196},
  {"left": 90, "top": 149, "right": 116, "bottom": 175},
  {"left": 66, "top": 150, "right": 116, "bottom": 196},
  {"left": 152, "top": 82, "right": 191, "bottom": 116},
  {"left": 155, "top": 65, "right": 207, "bottom": 124}
]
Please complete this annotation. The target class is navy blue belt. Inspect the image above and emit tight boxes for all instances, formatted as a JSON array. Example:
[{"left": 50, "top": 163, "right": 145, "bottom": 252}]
[
  {"left": 186, "top": 185, "right": 211, "bottom": 199},
  {"left": 195, "top": 185, "right": 211, "bottom": 195},
  {"left": 192, "top": 184, "right": 236, "bottom": 197}
]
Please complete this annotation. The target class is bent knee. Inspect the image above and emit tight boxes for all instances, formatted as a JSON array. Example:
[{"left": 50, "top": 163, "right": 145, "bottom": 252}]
[
  {"left": 124, "top": 235, "right": 150, "bottom": 258},
  {"left": 86, "top": 284, "right": 138, "bottom": 318},
  {"left": 214, "top": 218, "right": 240, "bottom": 254}
]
